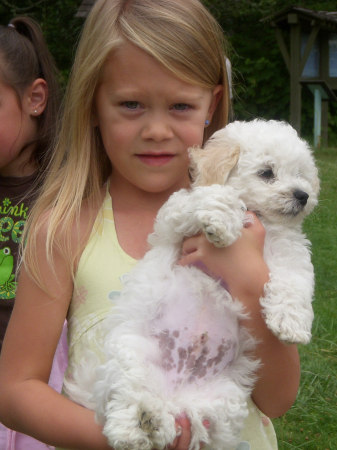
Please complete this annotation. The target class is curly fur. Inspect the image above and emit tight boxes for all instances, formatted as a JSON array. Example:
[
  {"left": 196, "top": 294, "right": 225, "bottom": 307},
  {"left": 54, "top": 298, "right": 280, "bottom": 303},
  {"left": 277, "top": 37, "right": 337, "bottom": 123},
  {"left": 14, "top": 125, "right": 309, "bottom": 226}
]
[
  {"left": 190, "top": 119, "right": 319, "bottom": 344},
  {"left": 65, "top": 119, "right": 319, "bottom": 450}
]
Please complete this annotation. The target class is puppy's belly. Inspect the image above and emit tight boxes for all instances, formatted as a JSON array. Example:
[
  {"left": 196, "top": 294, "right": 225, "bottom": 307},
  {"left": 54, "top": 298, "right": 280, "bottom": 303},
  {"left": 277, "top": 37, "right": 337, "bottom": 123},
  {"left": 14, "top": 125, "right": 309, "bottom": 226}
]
[{"left": 148, "top": 271, "right": 239, "bottom": 390}]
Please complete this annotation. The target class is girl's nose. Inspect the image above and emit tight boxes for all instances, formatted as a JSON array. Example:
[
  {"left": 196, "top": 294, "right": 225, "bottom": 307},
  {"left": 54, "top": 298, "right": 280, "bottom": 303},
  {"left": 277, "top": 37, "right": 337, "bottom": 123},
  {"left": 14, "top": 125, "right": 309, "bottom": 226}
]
[{"left": 141, "top": 115, "right": 174, "bottom": 141}]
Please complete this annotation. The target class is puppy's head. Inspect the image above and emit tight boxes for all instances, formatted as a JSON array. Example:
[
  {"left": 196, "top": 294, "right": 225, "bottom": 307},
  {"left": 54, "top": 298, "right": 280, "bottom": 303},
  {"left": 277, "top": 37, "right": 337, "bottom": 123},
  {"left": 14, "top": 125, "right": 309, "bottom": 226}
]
[{"left": 190, "top": 119, "right": 320, "bottom": 224}]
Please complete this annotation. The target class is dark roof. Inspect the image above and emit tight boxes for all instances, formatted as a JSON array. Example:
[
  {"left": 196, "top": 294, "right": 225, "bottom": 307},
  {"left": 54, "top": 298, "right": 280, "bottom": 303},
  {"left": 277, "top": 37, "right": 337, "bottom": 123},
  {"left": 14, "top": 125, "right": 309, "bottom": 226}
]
[
  {"left": 263, "top": 6, "right": 337, "bottom": 30},
  {"left": 76, "top": 0, "right": 96, "bottom": 18}
]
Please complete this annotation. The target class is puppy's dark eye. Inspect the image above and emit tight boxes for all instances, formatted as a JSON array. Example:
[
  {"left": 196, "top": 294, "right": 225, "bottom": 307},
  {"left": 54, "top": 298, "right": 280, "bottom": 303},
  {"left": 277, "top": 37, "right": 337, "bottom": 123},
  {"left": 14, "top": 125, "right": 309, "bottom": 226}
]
[{"left": 258, "top": 168, "right": 275, "bottom": 181}]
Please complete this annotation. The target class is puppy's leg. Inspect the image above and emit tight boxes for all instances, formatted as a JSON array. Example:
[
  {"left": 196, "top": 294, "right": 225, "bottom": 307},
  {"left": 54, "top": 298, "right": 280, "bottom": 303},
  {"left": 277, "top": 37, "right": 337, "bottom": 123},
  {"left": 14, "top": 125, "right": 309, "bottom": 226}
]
[
  {"left": 196, "top": 185, "right": 246, "bottom": 247},
  {"left": 261, "top": 276, "right": 314, "bottom": 344},
  {"left": 94, "top": 338, "right": 177, "bottom": 450},
  {"left": 261, "top": 233, "right": 315, "bottom": 344},
  {"left": 183, "top": 380, "right": 249, "bottom": 450},
  {"left": 102, "top": 392, "right": 176, "bottom": 450},
  {"left": 151, "top": 185, "right": 246, "bottom": 248}
]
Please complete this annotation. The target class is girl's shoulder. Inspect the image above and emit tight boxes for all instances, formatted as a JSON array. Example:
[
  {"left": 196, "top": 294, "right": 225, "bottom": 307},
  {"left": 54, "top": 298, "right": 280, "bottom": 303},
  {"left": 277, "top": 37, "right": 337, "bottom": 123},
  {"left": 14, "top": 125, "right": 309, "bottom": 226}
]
[{"left": 31, "top": 186, "right": 106, "bottom": 272}]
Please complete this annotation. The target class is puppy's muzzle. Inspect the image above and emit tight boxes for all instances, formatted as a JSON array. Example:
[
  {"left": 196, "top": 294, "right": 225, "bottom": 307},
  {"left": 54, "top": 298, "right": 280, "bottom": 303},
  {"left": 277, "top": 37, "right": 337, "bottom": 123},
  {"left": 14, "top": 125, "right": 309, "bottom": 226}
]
[{"left": 293, "top": 189, "right": 309, "bottom": 206}]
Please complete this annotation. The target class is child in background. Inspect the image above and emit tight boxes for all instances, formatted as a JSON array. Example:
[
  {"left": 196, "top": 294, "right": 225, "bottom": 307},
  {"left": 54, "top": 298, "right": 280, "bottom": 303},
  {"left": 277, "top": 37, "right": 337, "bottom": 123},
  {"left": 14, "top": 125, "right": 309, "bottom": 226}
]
[
  {"left": 0, "top": 2, "right": 300, "bottom": 449},
  {"left": 0, "top": 16, "right": 67, "bottom": 450}
]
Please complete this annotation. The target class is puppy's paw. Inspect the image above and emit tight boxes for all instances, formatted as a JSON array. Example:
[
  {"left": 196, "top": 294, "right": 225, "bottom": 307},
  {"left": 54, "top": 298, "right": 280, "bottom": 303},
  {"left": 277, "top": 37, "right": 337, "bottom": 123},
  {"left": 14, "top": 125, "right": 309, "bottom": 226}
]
[
  {"left": 138, "top": 409, "right": 160, "bottom": 436},
  {"left": 104, "top": 419, "right": 152, "bottom": 450},
  {"left": 263, "top": 309, "right": 312, "bottom": 345},
  {"left": 199, "top": 211, "right": 243, "bottom": 247},
  {"left": 202, "top": 222, "right": 236, "bottom": 247},
  {"left": 138, "top": 407, "right": 176, "bottom": 450}
]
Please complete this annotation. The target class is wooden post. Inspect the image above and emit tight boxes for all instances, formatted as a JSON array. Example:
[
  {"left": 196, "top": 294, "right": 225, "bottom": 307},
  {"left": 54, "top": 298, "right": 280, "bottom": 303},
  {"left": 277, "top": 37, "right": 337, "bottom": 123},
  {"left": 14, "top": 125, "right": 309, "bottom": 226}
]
[
  {"left": 321, "top": 100, "right": 329, "bottom": 147},
  {"left": 289, "top": 14, "right": 302, "bottom": 133},
  {"left": 313, "top": 88, "right": 322, "bottom": 147}
]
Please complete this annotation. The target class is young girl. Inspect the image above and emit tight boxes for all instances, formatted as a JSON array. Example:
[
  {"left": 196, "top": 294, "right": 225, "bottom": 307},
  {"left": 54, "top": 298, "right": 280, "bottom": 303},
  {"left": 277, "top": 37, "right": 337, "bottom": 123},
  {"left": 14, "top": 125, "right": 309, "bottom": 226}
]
[
  {"left": 0, "top": 1, "right": 300, "bottom": 449},
  {"left": 0, "top": 16, "right": 67, "bottom": 450}
]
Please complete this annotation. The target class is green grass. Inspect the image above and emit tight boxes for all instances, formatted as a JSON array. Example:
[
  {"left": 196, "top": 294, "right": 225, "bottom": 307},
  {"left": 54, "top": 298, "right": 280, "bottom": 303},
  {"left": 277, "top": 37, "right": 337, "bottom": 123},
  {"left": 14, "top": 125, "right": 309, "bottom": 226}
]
[{"left": 272, "top": 148, "right": 337, "bottom": 449}]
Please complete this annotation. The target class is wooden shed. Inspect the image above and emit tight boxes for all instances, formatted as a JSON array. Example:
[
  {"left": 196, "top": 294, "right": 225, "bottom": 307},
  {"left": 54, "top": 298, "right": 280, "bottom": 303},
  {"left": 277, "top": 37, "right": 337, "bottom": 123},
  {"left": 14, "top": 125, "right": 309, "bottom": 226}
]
[{"left": 264, "top": 6, "right": 337, "bottom": 146}]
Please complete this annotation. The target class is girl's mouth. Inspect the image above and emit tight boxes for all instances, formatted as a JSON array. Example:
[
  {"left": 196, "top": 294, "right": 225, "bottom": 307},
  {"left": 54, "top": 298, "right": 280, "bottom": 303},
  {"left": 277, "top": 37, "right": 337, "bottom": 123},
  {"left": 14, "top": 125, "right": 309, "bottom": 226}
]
[{"left": 136, "top": 153, "right": 175, "bottom": 167}]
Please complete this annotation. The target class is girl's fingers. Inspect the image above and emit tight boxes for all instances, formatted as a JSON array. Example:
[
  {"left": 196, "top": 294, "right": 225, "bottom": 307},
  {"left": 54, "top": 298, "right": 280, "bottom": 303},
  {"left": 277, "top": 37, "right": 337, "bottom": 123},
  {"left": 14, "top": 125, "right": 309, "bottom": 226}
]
[
  {"left": 241, "top": 212, "right": 266, "bottom": 253},
  {"left": 173, "top": 414, "right": 191, "bottom": 449},
  {"left": 179, "top": 233, "right": 216, "bottom": 269},
  {"left": 168, "top": 415, "right": 209, "bottom": 449},
  {"left": 180, "top": 234, "right": 202, "bottom": 255}
]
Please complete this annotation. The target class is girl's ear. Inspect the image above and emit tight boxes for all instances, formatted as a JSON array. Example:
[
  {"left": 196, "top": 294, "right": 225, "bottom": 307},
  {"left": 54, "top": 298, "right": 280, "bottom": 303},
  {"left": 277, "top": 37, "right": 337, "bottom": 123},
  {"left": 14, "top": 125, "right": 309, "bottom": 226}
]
[
  {"left": 25, "top": 78, "right": 48, "bottom": 117},
  {"left": 206, "top": 85, "right": 223, "bottom": 124}
]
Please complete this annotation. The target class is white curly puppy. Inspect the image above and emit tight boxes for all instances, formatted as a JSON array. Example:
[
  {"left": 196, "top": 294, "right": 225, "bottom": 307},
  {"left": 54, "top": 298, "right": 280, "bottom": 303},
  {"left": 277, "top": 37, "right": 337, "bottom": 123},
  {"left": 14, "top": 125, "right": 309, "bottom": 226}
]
[
  {"left": 65, "top": 119, "right": 319, "bottom": 450},
  {"left": 190, "top": 119, "right": 319, "bottom": 345}
]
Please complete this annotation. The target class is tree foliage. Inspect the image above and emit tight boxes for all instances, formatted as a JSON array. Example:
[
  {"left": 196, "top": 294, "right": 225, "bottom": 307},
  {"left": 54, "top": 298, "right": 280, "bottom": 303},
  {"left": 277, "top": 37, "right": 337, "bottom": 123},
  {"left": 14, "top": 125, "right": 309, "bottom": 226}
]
[
  {"left": 0, "top": 0, "right": 83, "bottom": 87},
  {"left": 203, "top": 0, "right": 337, "bottom": 144},
  {"left": 1, "top": 0, "right": 336, "bottom": 143}
]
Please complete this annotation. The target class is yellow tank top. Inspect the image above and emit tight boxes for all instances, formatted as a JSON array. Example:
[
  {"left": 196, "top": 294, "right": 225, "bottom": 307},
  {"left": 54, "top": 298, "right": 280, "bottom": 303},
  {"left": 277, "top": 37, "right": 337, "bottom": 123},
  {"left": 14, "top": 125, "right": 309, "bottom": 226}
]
[
  {"left": 65, "top": 188, "right": 136, "bottom": 377},
  {"left": 61, "top": 187, "right": 277, "bottom": 450}
]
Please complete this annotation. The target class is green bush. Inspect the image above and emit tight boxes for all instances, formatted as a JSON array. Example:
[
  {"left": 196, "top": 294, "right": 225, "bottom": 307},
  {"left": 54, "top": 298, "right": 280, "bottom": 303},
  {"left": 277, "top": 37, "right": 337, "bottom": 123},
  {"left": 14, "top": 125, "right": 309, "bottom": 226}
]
[{"left": 0, "top": 0, "right": 83, "bottom": 90}]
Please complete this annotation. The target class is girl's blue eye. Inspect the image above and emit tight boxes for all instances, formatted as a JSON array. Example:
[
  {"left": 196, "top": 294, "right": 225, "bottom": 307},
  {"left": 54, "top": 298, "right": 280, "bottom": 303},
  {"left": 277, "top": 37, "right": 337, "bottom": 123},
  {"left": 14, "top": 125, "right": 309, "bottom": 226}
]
[
  {"left": 122, "top": 101, "right": 139, "bottom": 109},
  {"left": 173, "top": 103, "right": 190, "bottom": 111}
]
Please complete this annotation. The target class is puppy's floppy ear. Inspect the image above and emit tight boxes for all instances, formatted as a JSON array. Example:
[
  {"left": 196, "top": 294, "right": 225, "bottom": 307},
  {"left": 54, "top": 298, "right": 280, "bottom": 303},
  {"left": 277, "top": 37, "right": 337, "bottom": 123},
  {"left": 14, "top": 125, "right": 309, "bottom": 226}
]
[{"left": 189, "top": 136, "right": 240, "bottom": 186}]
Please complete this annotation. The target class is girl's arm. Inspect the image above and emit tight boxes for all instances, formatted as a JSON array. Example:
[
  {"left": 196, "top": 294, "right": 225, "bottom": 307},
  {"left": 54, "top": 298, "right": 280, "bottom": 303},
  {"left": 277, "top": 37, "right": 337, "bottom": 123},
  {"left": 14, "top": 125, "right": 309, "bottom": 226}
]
[
  {"left": 0, "top": 220, "right": 113, "bottom": 450},
  {"left": 179, "top": 214, "right": 300, "bottom": 418}
]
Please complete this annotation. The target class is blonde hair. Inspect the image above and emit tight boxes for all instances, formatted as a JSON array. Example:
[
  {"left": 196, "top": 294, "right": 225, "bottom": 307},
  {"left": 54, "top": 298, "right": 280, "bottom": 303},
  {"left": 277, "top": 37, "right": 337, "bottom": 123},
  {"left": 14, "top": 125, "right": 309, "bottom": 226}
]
[{"left": 23, "top": 0, "right": 230, "bottom": 282}]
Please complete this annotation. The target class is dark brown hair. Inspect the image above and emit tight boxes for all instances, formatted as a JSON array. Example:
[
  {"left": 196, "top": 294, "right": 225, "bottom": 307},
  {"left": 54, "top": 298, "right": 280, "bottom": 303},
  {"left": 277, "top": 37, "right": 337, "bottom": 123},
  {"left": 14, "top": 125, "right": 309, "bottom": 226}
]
[{"left": 0, "top": 16, "right": 61, "bottom": 171}]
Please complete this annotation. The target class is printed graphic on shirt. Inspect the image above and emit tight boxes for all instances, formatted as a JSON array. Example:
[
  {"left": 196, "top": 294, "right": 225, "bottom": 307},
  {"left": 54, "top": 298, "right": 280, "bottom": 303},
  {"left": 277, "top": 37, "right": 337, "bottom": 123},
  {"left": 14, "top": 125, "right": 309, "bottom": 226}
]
[
  {"left": 0, "top": 197, "right": 27, "bottom": 299},
  {"left": 0, "top": 247, "right": 15, "bottom": 299},
  {"left": 108, "top": 274, "right": 127, "bottom": 303},
  {"left": 236, "top": 442, "right": 251, "bottom": 449},
  {"left": 108, "top": 291, "right": 121, "bottom": 302}
]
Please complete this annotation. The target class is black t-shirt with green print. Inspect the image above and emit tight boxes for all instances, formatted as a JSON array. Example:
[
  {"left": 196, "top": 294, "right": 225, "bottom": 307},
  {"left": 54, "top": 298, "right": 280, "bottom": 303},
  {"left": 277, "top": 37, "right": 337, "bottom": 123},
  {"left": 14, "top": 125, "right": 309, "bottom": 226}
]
[{"left": 0, "top": 173, "right": 38, "bottom": 352}]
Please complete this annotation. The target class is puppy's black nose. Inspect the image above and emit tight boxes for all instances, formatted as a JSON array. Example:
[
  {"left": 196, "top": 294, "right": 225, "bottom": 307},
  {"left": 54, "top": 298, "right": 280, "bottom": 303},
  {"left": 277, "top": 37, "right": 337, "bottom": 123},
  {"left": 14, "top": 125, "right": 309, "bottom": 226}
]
[{"left": 294, "top": 189, "right": 309, "bottom": 206}]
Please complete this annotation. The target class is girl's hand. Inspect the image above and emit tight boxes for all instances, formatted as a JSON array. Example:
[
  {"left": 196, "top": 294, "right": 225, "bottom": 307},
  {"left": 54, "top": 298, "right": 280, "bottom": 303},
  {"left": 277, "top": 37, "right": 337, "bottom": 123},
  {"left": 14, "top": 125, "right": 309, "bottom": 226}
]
[
  {"left": 167, "top": 415, "right": 209, "bottom": 449},
  {"left": 167, "top": 414, "right": 191, "bottom": 449},
  {"left": 179, "top": 211, "right": 268, "bottom": 299}
]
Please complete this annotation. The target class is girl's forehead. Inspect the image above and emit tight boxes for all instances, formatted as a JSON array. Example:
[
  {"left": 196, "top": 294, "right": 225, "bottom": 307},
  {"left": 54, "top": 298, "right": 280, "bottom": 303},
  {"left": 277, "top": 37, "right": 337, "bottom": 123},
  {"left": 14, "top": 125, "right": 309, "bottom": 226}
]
[
  {"left": 104, "top": 42, "right": 160, "bottom": 73},
  {"left": 101, "top": 42, "right": 207, "bottom": 94}
]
